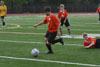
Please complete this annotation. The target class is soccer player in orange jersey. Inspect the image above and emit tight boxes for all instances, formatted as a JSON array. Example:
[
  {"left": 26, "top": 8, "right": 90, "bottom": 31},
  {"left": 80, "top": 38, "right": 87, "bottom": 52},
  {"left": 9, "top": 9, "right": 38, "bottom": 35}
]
[
  {"left": 34, "top": 7, "right": 64, "bottom": 54},
  {"left": 58, "top": 4, "right": 71, "bottom": 35},
  {"left": 0, "top": 1, "right": 7, "bottom": 28},
  {"left": 83, "top": 33, "right": 100, "bottom": 48},
  {"left": 97, "top": 4, "right": 100, "bottom": 23}
]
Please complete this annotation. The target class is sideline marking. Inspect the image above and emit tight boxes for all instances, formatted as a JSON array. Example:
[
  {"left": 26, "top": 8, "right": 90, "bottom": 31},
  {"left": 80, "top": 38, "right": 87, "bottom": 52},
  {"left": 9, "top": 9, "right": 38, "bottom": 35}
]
[
  {"left": 0, "top": 24, "right": 20, "bottom": 30},
  {"left": 7, "top": 24, "right": 20, "bottom": 29},
  {"left": 0, "top": 56, "right": 99, "bottom": 67}
]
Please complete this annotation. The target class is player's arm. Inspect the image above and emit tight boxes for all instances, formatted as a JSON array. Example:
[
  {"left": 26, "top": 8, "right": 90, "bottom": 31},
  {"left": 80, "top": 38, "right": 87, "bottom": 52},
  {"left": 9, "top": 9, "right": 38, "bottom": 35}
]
[
  {"left": 58, "top": 12, "right": 61, "bottom": 19},
  {"left": 0, "top": 7, "right": 1, "bottom": 13},
  {"left": 64, "top": 10, "right": 68, "bottom": 23},
  {"left": 34, "top": 21, "right": 44, "bottom": 28},
  {"left": 64, "top": 17, "right": 68, "bottom": 24},
  {"left": 5, "top": 7, "right": 7, "bottom": 16},
  {"left": 96, "top": 8, "right": 98, "bottom": 13},
  {"left": 84, "top": 42, "right": 95, "bottom": 48},
  {"left": 57, "top": 24, "right": 61, "bottom": 36},
  {"left": 34, "top": 17, "right": 47, "bottom": 28}
]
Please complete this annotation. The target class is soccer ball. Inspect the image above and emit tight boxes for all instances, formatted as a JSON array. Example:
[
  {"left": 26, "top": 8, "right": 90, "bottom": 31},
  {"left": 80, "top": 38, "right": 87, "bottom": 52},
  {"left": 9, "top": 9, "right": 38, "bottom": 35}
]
[{"left": 31, "top": 48, "right": 39, "bottom": 57}]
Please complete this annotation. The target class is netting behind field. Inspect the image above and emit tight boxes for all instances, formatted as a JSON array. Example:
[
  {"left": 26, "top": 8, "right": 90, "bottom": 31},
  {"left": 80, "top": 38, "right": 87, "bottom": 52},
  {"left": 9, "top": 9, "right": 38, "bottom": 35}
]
[
  {"left": 7, "top": 4, "right": 98, "bottom": 13},
  {"left": 5, "top": 0, "right": 100, "bottom": 13}
]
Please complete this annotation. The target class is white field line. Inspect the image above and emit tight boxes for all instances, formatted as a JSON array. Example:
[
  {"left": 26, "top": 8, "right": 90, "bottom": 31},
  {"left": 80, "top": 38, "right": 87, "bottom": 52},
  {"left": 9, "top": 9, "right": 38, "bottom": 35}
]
[
  {"left": 72, "top": 29, "right": 100, "bottom": 31},
  {"left": 0, "top": 24, "right": 99, "bottom": 31},
  {"left": 70, "top": 25, "right": 100, "bottom": 27},
  {"left": 20, "top": 24, "right": 100, "bottom": 28},
  {"left": 25, "top": 27, "right": 100, "bottom": 30},
  {"left": 5, "top": 19, "right": 100, "bottom": 25},
  {"left": 0, "top": 40, "right": 83, "bottom": 47},
  {"left": 0, "top": 56, "right": 99, "bottom": 67},
  {"left": 0, "top": 31, "right": 45, "bottom": 35},
  {"left": 23, "top": 27, "right": 100, "bottom": 32}
]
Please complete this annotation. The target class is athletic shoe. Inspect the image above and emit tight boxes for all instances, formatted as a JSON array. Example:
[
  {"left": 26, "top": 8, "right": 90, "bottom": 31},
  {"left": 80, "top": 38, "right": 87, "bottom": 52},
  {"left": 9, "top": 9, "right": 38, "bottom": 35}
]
[
  {"left": 2, "top": 25, "right": 6, "bottom": 28},
  {"left": 98, "top": 21, "right": 100, "bottom": 23},
  {"left": 68, "top": 35, "right": 72, "bottom": 38},
  {"left": 45, "top": 51, "right": 53, "bottom": 54}
]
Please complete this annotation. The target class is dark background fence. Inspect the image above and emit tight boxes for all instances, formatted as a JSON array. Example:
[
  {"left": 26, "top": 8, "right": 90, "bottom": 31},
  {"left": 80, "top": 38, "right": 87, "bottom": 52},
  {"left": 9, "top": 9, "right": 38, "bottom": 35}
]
[
  {"left": 7, "top": 4, "right": 98, "bottom": 14},
  {"left": 4, "top": 0, "right": 99, "bottom": 14}
]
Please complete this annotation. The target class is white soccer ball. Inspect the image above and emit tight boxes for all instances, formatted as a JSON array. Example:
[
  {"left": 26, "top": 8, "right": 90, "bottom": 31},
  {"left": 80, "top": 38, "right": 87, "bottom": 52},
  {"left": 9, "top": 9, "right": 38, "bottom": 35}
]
[{"left": 31, "top": 48, "right": 39, "bottom": 57}]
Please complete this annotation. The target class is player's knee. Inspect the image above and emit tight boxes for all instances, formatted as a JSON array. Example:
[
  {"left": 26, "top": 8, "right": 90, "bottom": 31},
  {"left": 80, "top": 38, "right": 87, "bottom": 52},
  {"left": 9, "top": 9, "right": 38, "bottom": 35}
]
[
  {"left": 66, "top": 26, "right": 70, "bottom": 29},
  {"left": 1, "top": 19, "right": 4, "bottom": 22},
  {"left": 44, "top": 38, "right": 48, "bottom": 43},
  {"left": 47, "top": 42, "right": 52, "bottom": 45},
  {"left": 48, "top": 39, "right": 53, "bottom": 44}
]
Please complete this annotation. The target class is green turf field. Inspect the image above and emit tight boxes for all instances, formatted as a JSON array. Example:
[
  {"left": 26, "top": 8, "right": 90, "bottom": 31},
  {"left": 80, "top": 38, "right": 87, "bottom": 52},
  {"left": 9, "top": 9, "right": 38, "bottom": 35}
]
[{"left": 0, "top": 14, "right": 100, "bottom": 67}]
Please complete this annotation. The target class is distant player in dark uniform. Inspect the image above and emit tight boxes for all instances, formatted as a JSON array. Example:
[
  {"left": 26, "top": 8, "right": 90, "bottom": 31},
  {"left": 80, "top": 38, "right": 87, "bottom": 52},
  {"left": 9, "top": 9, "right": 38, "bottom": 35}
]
[
  {"left": 0, "top": 1, "right": 7, "bottom": 28},
  {"left": 34, "top": 7, "right": 64, "bottom": 54},
  {"left": 97, "top": 4, "right": 100, "bottom": 23},
  {"left": 58, "top": 4, "right": 71, "bottom": 36}
]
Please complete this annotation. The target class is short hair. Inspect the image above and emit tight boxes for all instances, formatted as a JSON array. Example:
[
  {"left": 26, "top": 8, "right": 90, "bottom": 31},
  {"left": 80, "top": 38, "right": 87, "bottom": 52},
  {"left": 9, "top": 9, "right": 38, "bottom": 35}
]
[
  {"left": 60, "top": 4, "right": 64, "bottom": 7},
  {"left": 83, "top": 33, "right": 88, "bottom": 37},
  {"left": 0, "top": 0, "right": 4, "bottom": 4},
  {"left": 1, "top": 1, "right": 4, "bottom": 3},
  {"left": 44, "top": 7, "right": 51, "bottom": 12}
]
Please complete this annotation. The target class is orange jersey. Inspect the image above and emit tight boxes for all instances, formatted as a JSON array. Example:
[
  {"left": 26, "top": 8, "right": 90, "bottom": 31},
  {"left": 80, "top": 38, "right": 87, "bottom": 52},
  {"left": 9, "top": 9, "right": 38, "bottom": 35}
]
[
  {"left": 58, "top": 9, "right": 68, "bottom": 19},
  {"left": 83, "top": 37, "right": 96, "bottom": 48},
  {"left": 43, "top": 14, "right": 60, "bottom": 32},
  {"left": 97, "top": 8, "right": 100, "bottom": 13}
]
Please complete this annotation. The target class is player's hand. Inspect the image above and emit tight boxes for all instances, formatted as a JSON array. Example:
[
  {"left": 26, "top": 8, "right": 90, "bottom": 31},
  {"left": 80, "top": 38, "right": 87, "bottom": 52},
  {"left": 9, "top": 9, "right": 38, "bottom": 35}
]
[
  {"left": 64, "top": 20, "right": 66, "bottom": 24},
  {"left": 34, "top": 24, "right": 38, "bottom": 28},
  {"left": 57, "top": 31, "right": 61, "bottom": 36},
  {"left": 84, "top": 46, "right": 89, "bottom": 49}
]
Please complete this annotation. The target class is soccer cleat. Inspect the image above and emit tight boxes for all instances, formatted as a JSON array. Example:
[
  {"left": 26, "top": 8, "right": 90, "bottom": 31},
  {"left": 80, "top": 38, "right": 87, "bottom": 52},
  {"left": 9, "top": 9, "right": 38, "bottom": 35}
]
[
  {"left": 59, "top": 38, "right": 64, "bottom": 45},
  {"left": 45, "top": 51, "right": 53, "bottom": 54},
  {"left": 68, "top": 35, "right": 72, "bottom": 38},
  {"left": 2, "top": 25, "right": 6, "bottom": 28},
  {"left": 98, "top": 20, "right": 100, "bottom": 23}
]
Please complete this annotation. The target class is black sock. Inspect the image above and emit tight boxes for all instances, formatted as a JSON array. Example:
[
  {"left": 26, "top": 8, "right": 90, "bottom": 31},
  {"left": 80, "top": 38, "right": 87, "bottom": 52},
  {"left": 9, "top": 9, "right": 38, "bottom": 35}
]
[
  {"left": 60, "top": 28, "right": 62, "bottom": 35},
  {"left": 46, "top": 44, "right": 53, "bottom": 52},
  {"left": 52, "top": 38, "right": 62, "bottom": 44},
  {"left": 68, "top": 29, "right": 71, "bottom": 35},
  {"left": 2, "top": 21, "right": 5, "bottom": 26}
]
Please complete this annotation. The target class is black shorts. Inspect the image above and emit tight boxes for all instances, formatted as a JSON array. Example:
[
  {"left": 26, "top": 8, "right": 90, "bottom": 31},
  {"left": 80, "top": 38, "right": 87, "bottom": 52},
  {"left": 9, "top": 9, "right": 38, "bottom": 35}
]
[
  {"left": 60, "top": 19, "right": 70, "bottom": 26},
  {"left": 1, "top": 16, "right": 4, "bottom": 19},
  {"left": 95, "top": 39, "right": 100, "bottom": 48},
  {"left": 45, "top": 31, "right": 57, "bottom": 43}
]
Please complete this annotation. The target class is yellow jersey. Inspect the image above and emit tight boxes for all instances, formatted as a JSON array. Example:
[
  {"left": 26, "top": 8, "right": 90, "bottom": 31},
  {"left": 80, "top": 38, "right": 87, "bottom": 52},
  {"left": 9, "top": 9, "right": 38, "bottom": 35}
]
[{"left": 0, "top": 5, "right": 7, "bottom": 16}]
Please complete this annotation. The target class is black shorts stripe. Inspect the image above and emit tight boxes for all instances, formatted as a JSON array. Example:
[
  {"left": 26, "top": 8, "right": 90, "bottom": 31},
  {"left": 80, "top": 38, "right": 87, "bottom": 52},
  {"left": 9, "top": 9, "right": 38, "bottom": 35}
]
[
  {"left": 95, "top": 39, "right": 100, "bottom": 48},
  {"left": 45, "top": 31, "right": 57, "bottom": 43},
  {"left": 1, "top": 16, "right": 5, "bottom": 19},
  {"left": 60, "top": 19, "right": 70, "bottom": 26}
]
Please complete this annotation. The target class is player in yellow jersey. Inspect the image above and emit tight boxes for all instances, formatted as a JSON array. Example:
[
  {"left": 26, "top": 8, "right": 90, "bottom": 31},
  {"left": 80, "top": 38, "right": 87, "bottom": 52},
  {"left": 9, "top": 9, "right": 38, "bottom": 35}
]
[{"left": 0, "top": 1, "right": 7, "bottom": 28}]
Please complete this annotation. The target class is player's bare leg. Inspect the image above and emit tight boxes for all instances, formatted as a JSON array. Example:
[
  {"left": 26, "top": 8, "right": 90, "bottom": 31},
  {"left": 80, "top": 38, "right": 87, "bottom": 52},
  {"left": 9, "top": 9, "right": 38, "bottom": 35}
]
[{"left": 99, "top": 13, "right": 100, "bottom": 23}]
